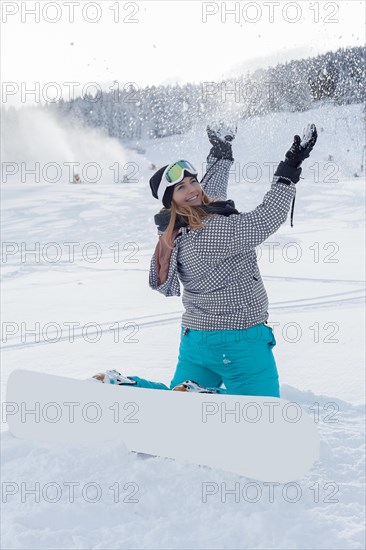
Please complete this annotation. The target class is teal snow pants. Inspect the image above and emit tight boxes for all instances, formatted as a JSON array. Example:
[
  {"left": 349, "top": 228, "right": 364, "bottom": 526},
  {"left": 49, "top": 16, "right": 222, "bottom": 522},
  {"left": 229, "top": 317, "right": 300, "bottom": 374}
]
[{"left": 128, "top": 323, "right": 280, "bottom": 398}]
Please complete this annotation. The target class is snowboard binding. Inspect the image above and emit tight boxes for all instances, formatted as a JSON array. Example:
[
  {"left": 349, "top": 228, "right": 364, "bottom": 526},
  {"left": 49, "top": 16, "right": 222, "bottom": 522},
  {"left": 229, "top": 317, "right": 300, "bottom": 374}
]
[
  {"left": 172, "top": 380, "right": 219, "bottom": 394},
  {"left": 91, "top": 369, "right": 137, "bottom": 385}
]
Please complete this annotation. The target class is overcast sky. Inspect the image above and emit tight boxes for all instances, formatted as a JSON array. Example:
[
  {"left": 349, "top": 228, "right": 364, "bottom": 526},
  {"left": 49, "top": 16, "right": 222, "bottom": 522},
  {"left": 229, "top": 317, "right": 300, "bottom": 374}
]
[{"left": 1, "top": 1, "right": 365, "bottom": 107}]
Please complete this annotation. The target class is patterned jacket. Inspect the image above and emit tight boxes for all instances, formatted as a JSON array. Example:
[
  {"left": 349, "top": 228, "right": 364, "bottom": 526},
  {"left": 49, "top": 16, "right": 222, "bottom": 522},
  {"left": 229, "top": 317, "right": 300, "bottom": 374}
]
[{"left": 149, "top": 154, "right": 296, "bottom": 331}]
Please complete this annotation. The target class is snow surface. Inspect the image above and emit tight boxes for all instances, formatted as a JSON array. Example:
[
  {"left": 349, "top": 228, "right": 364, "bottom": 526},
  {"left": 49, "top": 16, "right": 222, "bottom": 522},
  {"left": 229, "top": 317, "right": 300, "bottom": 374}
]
[{"left": 1, "top": 103, "right": 365, "bottom": 549}]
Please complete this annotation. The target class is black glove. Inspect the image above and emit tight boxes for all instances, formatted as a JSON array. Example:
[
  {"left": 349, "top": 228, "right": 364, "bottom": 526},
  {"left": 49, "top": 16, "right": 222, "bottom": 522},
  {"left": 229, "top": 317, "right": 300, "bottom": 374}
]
[
  {"left": 285, "top": 123, "right": 318, "bottom": 168},
  {"left": 206, "top": 123, "right": 237, "bottom": 161},
  {"left": 275, "top": 123, "right": 318, "bottom": 184}
]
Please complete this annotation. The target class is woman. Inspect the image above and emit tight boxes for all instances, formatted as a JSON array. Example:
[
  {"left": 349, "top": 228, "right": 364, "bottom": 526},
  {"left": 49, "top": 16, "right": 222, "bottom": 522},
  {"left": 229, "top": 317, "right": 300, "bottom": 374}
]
[{"left": 94, "top": 122, "right": 317, "bottom": 396}]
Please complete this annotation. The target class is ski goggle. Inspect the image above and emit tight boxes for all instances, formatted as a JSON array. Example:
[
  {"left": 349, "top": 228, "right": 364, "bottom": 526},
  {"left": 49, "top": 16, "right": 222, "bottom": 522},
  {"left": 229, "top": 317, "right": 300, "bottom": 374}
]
[{"left": 158, "top": 160, "right": 198, "bottom": 201}]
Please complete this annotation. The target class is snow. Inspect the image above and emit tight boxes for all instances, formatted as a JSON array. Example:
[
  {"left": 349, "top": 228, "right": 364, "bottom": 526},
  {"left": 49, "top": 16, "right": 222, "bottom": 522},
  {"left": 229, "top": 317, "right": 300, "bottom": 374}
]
[{"left": 1, "top": 102, "right": 365, "bottom": 549}]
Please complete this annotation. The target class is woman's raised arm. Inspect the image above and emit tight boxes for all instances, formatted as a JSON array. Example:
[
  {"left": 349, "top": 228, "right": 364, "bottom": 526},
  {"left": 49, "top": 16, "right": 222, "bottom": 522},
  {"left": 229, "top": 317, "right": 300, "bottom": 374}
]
[{"left": 200, "top": 124, "right": 237, "bottom": 200}]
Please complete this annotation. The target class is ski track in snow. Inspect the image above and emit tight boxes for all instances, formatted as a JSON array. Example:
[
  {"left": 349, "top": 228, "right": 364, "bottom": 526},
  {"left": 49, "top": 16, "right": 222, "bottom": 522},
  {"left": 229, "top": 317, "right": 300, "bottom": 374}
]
[
  {"left": 2, "top": 285, "right": 364, "bottom": 351},
  {"left": 1, "top": 103, "right": 365, "bottom": 549}
]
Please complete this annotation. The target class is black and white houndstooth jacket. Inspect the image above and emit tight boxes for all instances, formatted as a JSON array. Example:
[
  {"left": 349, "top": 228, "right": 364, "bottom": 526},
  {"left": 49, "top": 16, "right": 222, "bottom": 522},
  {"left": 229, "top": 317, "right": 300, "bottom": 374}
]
[{"left": 149, "top": 154, "right": 296, "bottom": 331}]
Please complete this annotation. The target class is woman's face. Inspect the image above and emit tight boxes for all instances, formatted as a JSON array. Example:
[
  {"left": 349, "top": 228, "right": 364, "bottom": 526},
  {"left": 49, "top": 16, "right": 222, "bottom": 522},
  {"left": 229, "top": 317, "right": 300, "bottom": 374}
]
[{"left": 172, "top": 176, "right": 203, "bottom": 207}]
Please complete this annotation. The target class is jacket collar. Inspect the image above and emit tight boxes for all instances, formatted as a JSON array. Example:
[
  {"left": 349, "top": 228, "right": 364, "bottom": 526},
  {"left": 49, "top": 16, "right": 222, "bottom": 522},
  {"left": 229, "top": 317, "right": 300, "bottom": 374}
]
[{"left": 154, "top": 199, "right": 239, "bottom": 233}]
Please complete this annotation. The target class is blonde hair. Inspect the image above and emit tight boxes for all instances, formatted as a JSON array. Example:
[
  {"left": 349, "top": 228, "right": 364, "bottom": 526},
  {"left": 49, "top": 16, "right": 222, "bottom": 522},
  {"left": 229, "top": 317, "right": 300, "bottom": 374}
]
[{"left": 161, "top": 190, "right": 222, "bottom": 249}]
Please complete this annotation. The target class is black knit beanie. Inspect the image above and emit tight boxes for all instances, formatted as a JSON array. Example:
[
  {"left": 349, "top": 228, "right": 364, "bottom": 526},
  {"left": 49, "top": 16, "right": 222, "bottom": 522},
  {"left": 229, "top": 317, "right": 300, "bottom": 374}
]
[{"left": 149, "top": 166, "right": 197, "bottom": 209}]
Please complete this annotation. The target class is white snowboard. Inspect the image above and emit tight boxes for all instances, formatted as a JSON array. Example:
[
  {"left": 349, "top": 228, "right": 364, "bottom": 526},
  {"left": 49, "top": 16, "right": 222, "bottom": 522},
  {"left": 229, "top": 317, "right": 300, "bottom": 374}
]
[{"left": 4, "top": 369, "right": 319, "bottom": 483}]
